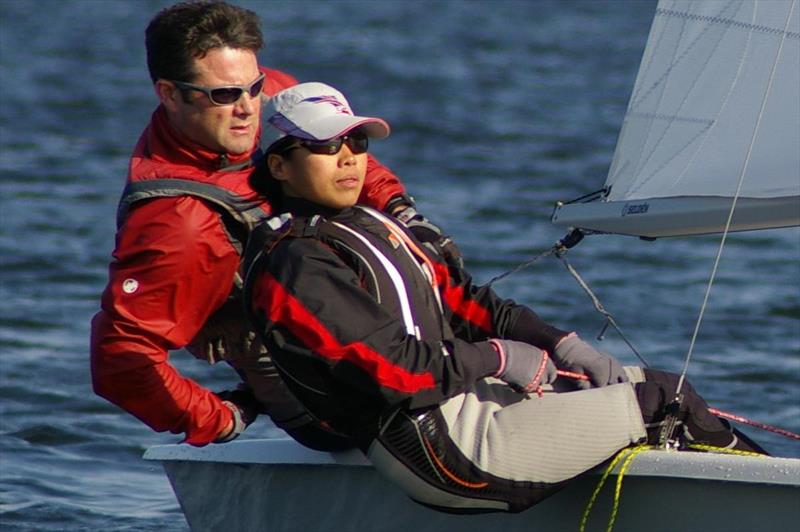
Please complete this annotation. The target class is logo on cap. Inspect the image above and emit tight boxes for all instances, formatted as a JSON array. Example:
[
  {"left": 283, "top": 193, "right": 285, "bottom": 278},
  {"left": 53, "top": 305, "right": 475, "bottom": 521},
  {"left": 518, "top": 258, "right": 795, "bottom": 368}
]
[{"left": 304, "top": 96, "right": 352, "bottom": 115}]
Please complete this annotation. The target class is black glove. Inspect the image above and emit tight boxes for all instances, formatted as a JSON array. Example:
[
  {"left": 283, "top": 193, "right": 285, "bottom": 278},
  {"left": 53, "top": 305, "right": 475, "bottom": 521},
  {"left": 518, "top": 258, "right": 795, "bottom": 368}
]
[
  {"left": 214, "top": 386, "right": 261, "bottom": 443},
  {"left": 489, "top": 339, "right": 558, "bottom": 393},
  {"left": 552, "top": 333, "right": 628, "bottom": 389},
  {"left": 390, "top": 199, "right": 464, "bottom": 270}
]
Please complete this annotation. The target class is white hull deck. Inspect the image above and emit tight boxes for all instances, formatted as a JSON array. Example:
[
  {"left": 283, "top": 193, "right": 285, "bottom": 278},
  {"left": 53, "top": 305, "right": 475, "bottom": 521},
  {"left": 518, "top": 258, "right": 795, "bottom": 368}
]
[{"left": 144, "top": 438, "right": 800, "bottom": 532}]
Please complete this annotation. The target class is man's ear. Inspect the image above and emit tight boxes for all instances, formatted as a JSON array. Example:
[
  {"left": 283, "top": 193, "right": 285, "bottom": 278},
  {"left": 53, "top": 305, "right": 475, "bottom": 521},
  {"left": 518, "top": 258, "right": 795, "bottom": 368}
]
[
  {"left": 267, "top": 153, "right": 289, "bottom": 182},
  {"left": 154, "top": 80, "right": 183, "bottom": 113}
]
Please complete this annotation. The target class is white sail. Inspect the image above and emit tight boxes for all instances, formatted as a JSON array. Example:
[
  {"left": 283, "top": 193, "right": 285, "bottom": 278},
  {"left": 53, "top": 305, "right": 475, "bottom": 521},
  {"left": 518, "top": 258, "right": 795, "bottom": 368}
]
[{"left": 552, "top": 0, "right": 800, "bottom": 238}]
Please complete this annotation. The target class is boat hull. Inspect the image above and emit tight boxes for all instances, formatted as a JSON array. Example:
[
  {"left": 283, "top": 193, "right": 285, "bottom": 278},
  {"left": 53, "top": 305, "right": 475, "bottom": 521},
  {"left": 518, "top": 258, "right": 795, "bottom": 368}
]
[{"left": 145, "top": 438, "right": 800, "bottom": 532}]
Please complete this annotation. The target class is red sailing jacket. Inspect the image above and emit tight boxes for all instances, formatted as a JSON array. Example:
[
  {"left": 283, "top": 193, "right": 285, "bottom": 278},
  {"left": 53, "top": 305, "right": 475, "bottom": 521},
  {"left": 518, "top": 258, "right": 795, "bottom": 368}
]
[{"left": 90, "top": 67, "right": 405, "bottom": 445}]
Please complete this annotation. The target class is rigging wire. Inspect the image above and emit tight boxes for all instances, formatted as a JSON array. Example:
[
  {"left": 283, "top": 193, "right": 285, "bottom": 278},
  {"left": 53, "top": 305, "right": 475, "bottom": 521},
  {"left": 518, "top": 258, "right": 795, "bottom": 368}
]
[
  {"left": 558, "top": 255, "right": 649, "bottom": 367},
  {"left": 674, "top": 0, "right": 797, "bottom": 399},
  {"left": 485, "top": 228, "right": 585, "bottom": 285},
  {"left": 488, "top": 231, "right": 800, "bottom": 442},
  {"left": 485, "top": 247, "right": 557, "bottom": 286},
  {"left": 486, "top": 229, "right": 649, "bottom": 367}
]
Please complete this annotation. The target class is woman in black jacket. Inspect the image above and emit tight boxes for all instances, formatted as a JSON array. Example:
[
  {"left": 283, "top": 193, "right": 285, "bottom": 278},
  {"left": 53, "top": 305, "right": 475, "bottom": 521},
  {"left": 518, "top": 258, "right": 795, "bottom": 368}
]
[{"left": 243, "top": 82, "right": 764, "bottom": 513}]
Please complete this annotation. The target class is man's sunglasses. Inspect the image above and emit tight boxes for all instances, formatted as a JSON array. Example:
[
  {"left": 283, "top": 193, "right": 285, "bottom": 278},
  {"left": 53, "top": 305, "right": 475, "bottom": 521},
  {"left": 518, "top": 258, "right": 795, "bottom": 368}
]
[
  {"left": 282, "top": 131, "right": 369, "bottom": 156},
  {"left": 171, "top": 73, "right": 266, "bottom": 106}
]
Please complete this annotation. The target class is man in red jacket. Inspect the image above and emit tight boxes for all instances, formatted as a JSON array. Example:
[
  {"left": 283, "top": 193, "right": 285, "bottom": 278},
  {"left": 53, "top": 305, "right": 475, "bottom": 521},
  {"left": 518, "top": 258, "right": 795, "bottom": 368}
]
[{"left": 91, "top": 0, "right": 455, "bottom": 448}]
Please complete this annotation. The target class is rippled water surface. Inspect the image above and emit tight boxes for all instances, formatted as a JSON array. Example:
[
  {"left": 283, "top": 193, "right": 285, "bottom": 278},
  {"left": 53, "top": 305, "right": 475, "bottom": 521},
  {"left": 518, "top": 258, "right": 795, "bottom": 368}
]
[{"left": 1, "top": 0, "right": 798, "bottom": 530}]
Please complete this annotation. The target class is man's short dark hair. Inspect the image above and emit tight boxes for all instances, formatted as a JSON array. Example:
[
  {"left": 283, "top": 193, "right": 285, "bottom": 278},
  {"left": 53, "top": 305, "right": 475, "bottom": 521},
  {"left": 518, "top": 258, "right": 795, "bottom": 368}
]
[{"left": 145, "top": 0, "right": 263, "bottom": 84}]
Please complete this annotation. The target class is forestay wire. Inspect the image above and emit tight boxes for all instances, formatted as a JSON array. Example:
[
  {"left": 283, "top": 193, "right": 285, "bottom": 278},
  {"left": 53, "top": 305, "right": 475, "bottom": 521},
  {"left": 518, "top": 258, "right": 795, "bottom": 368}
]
[{"left": 674, "top": 0, "right": 797, "bottom": 399}]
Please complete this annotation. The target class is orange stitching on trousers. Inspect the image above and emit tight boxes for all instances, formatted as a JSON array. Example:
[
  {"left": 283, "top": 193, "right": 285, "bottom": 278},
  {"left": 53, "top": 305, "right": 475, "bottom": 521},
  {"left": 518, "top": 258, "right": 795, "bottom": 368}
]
[{"left": 422, "top": 434, "right": 489, "bottom": 489}]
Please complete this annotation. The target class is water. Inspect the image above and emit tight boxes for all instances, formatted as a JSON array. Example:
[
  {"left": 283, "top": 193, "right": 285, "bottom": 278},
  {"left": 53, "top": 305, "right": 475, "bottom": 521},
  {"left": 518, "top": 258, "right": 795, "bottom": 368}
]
[{"left": 1, "top": 0, "right": 797, "bottom": 529}]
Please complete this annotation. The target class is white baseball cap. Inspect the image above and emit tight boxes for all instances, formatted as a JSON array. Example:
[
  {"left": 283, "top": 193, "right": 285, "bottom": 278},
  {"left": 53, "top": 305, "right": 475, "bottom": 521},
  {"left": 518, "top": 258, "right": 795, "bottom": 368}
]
[{"left": 261, "top": 82, "right": 390, "bottom": 152}]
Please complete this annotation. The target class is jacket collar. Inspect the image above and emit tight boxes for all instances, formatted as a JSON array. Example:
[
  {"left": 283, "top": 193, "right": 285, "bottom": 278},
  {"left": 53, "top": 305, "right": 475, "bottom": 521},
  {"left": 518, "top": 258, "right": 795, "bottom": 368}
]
[
  {"left": 143, "top": 106, "right": 262, "bottom": 172},
  {"left": 281, "top": 196, "right": 355, "bottom": 220}
]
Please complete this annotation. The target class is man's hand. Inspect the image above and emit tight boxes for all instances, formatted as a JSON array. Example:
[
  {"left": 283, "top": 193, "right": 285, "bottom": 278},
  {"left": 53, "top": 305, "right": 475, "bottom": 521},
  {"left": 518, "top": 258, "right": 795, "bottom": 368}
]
[
  {"left": 552, "top": 333, "right": 628, "bottom": 389},
  {"left": 214, "top": 387, "right": 261, "bottom": 443},
  {"left": 186, "top": 298, "right": 267, "bottom": 364},
  {"left": 489, "top": 339, "right": 558, "bottom": 393}
]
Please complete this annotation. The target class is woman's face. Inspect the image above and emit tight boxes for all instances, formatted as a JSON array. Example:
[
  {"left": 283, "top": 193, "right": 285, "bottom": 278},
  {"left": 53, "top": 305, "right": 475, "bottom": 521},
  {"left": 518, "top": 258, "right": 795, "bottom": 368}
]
[{"left": 269, "top": 140, "right": 368, "bottom": 209}]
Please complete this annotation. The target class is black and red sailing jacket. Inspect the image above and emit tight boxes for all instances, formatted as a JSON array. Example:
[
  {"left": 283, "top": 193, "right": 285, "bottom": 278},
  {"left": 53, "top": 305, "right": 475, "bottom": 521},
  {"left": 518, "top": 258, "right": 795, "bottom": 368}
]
[
  {"left": 245, "top": 200, "right": 565, "bottom": 441},
  {"left": 90, "top": 67, "right": 406, "bottom": 446}
]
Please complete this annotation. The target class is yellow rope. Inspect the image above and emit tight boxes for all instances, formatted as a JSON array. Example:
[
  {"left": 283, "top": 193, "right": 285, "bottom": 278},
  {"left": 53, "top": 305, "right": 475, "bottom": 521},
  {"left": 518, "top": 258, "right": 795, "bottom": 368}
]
[
  {"left": 686, "top": 443, "right": 764, "bottom": 457},
  {"left": 607, "top": 446, "right": 651, "bottom": 531},
  {"left": 579, "top": 443, "right": 764, "bottom": 532},
  {"left": 578, "top": 445, "right": 651, "bottom": 532}
]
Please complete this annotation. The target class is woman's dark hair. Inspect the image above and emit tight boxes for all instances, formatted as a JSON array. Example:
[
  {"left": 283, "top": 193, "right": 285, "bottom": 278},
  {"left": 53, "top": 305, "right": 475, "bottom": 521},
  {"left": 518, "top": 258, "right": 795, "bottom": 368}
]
[
  {"left": 249, "top": 137, "right": 298, "bottom": 210},
  {"left": 145, "top": 1, "right": 263, "bottom": 84}
]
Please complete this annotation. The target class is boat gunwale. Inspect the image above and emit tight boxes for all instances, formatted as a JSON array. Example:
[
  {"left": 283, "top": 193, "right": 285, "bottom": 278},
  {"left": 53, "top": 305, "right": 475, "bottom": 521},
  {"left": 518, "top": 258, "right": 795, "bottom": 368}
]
[{"left": 143, "top": 438, "right": 800, "bottom": 487}]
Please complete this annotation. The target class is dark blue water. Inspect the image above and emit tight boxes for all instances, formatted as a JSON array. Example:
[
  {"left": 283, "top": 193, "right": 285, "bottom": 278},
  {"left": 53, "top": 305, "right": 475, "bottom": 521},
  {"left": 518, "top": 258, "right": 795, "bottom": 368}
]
[{"left": 1, "top": 0, "right": 797, "bottom": 530}]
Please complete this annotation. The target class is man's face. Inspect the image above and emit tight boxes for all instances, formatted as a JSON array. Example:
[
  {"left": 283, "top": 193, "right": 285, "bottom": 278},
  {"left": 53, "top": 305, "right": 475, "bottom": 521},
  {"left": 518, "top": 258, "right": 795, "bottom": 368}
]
[{"left": 163, "top": 47, "right": 261, "bottom": 155}]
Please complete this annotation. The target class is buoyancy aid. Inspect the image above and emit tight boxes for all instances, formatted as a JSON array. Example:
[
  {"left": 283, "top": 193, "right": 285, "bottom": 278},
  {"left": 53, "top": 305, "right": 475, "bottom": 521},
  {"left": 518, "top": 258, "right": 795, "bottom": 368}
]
[
  {"left": 117, "top": 177, "right": 268, "bottom": 255},
  {"left": 242, "top": 206, "right": 457, "bottom": 442},
  {"left": 120, "top": 108, "right": 267, "bottom": 349}
]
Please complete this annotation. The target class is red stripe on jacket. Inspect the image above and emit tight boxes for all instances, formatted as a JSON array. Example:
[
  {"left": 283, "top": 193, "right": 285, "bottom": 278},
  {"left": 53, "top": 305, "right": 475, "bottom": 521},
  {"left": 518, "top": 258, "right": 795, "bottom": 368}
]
[
  {"left": 431, "top": 261, "right": 493, "bottom": 334},
  {"left": 253, "top": 273, "right": 436, "bottom": 394}
]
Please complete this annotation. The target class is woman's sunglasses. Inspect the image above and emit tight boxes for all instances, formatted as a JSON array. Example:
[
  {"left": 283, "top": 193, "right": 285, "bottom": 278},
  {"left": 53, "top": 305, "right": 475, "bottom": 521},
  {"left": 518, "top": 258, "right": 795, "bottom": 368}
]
[
  {"left": 171, "top": 73, "right": 266, "bottom": 106},
  {"left": 282, "top": 131, "right": 369, "bottom": 156}
]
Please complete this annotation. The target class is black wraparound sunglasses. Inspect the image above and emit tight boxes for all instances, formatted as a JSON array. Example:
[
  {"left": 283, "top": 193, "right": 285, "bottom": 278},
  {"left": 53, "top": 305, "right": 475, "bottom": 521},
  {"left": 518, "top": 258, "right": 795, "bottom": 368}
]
[
  {"left": 280, "top": 130, "right": 369, "bottom": 156},
  {"left": 171, "top": 73, "right": 266, "bottom": 106}
]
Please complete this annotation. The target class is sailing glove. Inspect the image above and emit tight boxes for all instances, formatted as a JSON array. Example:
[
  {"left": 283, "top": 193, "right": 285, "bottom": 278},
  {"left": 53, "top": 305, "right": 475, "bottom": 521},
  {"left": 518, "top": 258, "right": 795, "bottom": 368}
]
[
  {"left": 552, "top": 333, "right": 628, "bottom": 389},
  {"left": 214, "top": 386, "right": 261, "bottom": 443},
  {"left": 489, "top": 339, "right": 558, "bottom": 393},
  {"left": 389, "top": 196, "right": 464, "bottom": 270}
]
